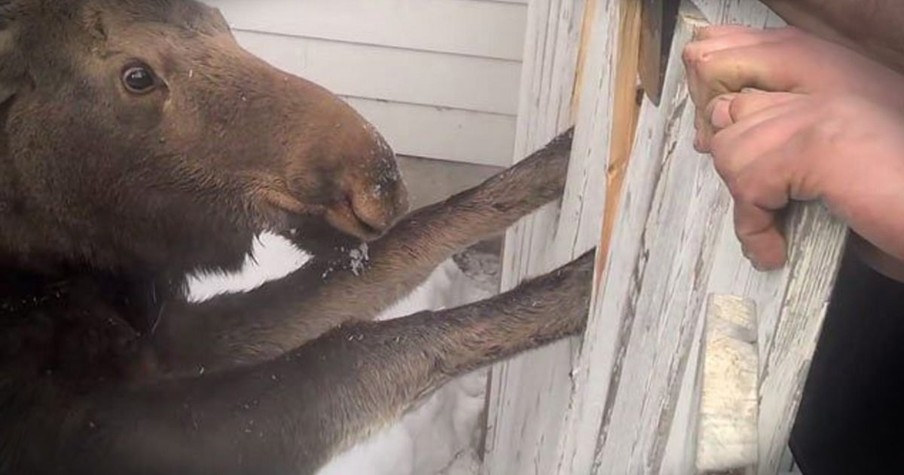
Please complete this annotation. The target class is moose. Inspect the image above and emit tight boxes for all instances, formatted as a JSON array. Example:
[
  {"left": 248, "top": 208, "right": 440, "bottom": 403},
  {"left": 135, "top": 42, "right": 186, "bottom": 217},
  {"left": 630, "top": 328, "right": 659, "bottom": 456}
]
[{"left": 0, "top": 0, "right": 594, "bottom": 473}]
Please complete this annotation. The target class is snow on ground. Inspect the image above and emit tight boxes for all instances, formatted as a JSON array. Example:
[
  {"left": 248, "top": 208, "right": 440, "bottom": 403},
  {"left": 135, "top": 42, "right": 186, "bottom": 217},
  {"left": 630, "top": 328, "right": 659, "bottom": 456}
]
[{"left": 187, "top": 233, "right": 499, "bottom": 475}]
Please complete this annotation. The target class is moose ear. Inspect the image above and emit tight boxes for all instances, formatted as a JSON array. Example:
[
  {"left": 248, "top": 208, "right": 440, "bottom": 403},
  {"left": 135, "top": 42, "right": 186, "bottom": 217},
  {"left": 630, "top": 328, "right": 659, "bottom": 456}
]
[
  {"left": 0, "top": 1, "right": 24, "bottom": 105},
  {"left": 82, "top": 4, "right": 107, "bottom": 42}
]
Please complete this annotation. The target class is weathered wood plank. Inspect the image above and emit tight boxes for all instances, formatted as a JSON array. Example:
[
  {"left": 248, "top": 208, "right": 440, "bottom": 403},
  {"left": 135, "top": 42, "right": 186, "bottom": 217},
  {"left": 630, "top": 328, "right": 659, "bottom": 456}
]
[
  {"left": 480, "top": 0, "right": 598, "bottom": 472},
  {"left": 552, "top": 7, "right": 706, "bottom": 473},
  {"left": 696, "top": 295, "right": 758, "bottom": 475},
  {"left": 706, "top": 203, "right": 846, "bottom": 475}
]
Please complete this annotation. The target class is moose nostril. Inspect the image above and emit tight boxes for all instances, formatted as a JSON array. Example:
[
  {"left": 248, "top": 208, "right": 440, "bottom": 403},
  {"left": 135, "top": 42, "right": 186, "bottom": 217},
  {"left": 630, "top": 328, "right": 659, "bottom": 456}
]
[
  {"left": 346, "top": 178, "right": 409, "bottom": 235},
  {"left": 347, "top": 194, "right": 391, "bottom": 234}
]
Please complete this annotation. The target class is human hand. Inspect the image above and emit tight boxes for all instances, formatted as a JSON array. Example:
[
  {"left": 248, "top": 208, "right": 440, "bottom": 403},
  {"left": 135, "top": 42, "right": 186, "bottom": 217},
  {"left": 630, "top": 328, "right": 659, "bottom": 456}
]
[
  {"left": 683, "top": 25, "right": 904, "bottom": 153},
  {"left": 682, "top": 26, "right": 904, "bottom": 271},
  {"left": 697, "top": 91, "right": 904, "bottom": 271}
]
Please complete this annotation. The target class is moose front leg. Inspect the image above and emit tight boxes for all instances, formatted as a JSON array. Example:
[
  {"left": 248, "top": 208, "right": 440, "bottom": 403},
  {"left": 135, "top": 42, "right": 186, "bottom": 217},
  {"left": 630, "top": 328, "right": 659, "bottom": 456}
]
[
  {"left": 155, "top": 129, "right": 574, "bottom": 375},
  {"left": 62, "top": 251, "right": 594, "bottom": 475}
]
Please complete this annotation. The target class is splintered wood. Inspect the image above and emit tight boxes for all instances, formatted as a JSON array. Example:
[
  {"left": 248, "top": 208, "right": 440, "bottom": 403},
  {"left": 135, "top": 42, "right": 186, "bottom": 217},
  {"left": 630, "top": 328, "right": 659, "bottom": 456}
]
[{"left": 481, "top": 1, "right": 847, "bottom": 474}]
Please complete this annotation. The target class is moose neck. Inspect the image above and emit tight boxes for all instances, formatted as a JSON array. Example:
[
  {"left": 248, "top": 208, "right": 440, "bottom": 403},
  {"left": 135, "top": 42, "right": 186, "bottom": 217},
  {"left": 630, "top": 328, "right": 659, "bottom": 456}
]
[
  {"left": 0, "top": 97, "right": 38, "bottom": 272},
  {"left": 0, "top": 88, "right": 180, "bottom": 332},
  {"left": 0, "top": 95, "right": 17, "bottom": 218},
  {"left": 0, "top": 258, "right": 179, "bottom": 335}
]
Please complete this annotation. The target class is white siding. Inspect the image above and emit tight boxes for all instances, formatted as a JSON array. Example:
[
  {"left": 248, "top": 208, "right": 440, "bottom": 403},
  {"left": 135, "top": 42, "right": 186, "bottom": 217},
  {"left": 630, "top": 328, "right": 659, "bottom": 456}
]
[
  {"left": 230, "top": 32, "right": 521, "bottom": 115},
  {"left": 204, "top": 0, "right": 528, "bottom": 166},
  {"left": 210, "top": 0, "right": 528, "bottom": 60}
]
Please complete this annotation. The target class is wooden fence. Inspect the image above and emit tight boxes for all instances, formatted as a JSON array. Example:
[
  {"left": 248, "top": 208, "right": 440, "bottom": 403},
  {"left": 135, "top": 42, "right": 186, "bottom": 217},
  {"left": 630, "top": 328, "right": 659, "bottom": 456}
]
[{"left": 481, "top": 1, "right": 846, "bottom": 473}]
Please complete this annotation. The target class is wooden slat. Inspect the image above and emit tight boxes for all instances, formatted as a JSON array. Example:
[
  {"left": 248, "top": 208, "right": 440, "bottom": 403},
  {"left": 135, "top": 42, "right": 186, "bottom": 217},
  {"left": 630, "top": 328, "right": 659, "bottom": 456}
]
[
  {"left": 480, "top": 0, "right": 590, "bottom": 473},
  {"left": 555, "top": 13, "right": 714, "bottom": 473},
  {"left": 598, "top": 0, "right": 642, "bottom": 269},
  {"left": 233, "top": 31, "right": 522, "bottom": 116},
  {"left": 696, "top": 295, "right": 759, "bottom": 475},
  {"left": 481, "top": 0, "right": 642, "bottom": 471},
  {"left": 705, "top": 190, "right": 846, "bottom": 475},
  {"left": 206, "top": 0, "right": 529, "bottom": 61},
  {"left": 342, "top": 97, "right": 517, "bottom": 166}
]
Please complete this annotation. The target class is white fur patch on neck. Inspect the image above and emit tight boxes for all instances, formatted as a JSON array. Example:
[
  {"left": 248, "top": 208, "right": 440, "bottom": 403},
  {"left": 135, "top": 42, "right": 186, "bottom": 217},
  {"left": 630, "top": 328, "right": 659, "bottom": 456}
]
[{"left": 185, "top": 232, "right": 310, "bottom": 303}]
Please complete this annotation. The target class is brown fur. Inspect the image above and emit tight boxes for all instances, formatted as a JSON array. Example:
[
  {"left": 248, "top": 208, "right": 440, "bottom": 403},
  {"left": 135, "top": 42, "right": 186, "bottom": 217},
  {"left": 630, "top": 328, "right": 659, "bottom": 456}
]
[{"left": 0, "top": 1, "right": 592, "bottom": 474}]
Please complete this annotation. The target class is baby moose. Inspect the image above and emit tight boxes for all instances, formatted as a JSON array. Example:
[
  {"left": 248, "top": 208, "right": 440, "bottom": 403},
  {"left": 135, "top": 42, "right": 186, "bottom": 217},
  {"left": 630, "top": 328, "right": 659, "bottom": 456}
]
[{"left": 0, "top": 0, "right": 593, "bottom": 474}]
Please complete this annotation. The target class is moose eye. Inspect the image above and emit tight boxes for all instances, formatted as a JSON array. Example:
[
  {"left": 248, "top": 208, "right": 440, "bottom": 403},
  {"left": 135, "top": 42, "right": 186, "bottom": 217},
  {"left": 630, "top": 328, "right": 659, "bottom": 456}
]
[{"left": 121, "top": 64, "right": 158, "bottom": 94}]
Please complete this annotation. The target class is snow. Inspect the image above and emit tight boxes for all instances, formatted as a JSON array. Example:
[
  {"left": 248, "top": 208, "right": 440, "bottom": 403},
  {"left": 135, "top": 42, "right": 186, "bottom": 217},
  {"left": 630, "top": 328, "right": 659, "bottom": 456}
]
[{"left": 187, "top": 233, "right": 498, "bottom": 475}]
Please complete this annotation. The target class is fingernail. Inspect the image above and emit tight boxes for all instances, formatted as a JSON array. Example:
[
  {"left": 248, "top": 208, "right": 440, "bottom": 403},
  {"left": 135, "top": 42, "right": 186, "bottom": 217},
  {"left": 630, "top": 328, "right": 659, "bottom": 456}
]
[{"left": 710, "top": 96, "right": 734, "bottom": 129}]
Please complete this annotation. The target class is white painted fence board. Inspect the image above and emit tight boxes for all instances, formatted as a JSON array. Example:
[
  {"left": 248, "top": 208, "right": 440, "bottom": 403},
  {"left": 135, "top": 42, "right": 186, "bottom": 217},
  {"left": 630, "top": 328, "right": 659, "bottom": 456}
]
[
  {"left": 233, "top": 31, "right": 522, "bottom": 116},
  {"left": 207, "top": 0, "right": 528, "bottom": 61},
  {"left": 481, "top": 0, "right": 590, "bottom": 473},
  {"left": 705, "top": 203, "right": 846, "bottom": 475},
  {"left": 342, "top": 97, "right": 517, "bottom": 166}
]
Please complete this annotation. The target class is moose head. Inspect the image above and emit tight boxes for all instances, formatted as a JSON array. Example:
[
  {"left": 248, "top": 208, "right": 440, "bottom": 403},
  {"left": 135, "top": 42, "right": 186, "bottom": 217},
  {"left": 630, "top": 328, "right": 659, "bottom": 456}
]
[{"left": 0, "top": 0, "right": 409, "bottom": 278}]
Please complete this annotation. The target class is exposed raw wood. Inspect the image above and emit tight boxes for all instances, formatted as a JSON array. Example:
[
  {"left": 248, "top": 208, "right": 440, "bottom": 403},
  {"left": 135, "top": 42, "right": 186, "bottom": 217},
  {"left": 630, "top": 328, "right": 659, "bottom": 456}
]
[
  {"left": 696, "top": 295, "right": 758, "bottom": 475},
  {"left": 599, "top": 0, "right": 643, "bottom": 269},
  {"left": 482, "top": 0, "right": 650, "bottom": 470},
  {"left": 207, "top": 0, "right": 529, "bottom": 61}
]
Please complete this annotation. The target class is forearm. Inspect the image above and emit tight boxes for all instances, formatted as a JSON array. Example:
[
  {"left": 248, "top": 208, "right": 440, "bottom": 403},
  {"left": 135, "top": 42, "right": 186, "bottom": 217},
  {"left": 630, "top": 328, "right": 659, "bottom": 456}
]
[
  {"left": 763, "top": 0, "right": 904, "bottom": 72},
  {"left": 827, "top": 157, "right": 904, "bottom": 266},
  {"left": 849, "top": 233, "right": 904, "bottom": 283}
]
